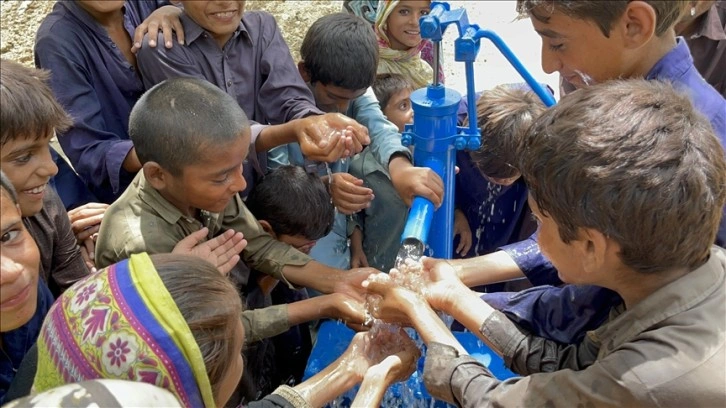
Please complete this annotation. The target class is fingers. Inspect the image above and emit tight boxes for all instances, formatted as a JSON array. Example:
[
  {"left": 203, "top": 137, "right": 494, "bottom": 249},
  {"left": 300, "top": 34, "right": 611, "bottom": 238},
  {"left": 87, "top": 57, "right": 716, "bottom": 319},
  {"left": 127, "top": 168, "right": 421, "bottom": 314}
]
[
  {"left": 75, "top": 224, "right": 100, "bottom": 242},
  {"left": 132, "top": 22, "right": 149, "bottom": 52},
  {"left": 173, "top": 227, "right": 209, "bottom": 253},
  {"left": 161, "top": 17, "right": 174, "bottom": 48},
  {"left": 361, "top": 272, "right": 392, "bottom": 294},
  {"left": 330, "top": 174, "right": 374, "bottom": 214},
  {"left": 80, "top": 242, "right": 97, "bottom": 273},
  {"left": 68, "top": 203, "right": 108, "bottom": 224},
  {"left": 172, "top": 15, "right": 185, "bottom": 45},
  {"left": 216, "top": 254, "right": 241, "bottom": 276}
]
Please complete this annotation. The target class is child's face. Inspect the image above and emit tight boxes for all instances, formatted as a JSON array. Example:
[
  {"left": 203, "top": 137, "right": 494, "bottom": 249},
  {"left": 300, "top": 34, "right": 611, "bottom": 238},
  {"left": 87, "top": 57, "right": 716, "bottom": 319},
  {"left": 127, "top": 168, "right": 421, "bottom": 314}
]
[
  {"left": 383, "top": 87, "right": 413, "bottom": 132},
  {"left": 181, "top": 1, "right": 246, "bottom": 47},
  {"left": 528, "top": 194, "right": 584, "bottom": 284},
  {"left": 0, "top": 133, "right": 59, "bottom": 217},
  {"left": 309, "top": 82, "right": 367, "bottom": 114},
  {"left": 386, "top": 1, "right": 431, "bottom": 51},
  {"left": 278, "top": 233, "right": 318, "bottom": 255},
  {"left": 529, "top": 9, "right": 631, "bottom": 88},
  {"left": 215, "top": 319, "right": 244, "bottom": 407},
  {"left": 160, "top": 130, "right": 250, "bottom": 216},
  {"left": 0, "top": 190, "right": 40, "bottom": 332}
]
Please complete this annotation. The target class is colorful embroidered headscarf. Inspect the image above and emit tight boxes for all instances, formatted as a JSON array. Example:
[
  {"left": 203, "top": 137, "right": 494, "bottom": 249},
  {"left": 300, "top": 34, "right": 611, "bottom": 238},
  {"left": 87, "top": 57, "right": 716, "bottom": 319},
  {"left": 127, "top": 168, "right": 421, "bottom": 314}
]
[
  {"left": 33, "top": 253, "right": 216, "bottom": 408},
  {"left": 375, "top": 0, "right": 443, "bottom": 89}
]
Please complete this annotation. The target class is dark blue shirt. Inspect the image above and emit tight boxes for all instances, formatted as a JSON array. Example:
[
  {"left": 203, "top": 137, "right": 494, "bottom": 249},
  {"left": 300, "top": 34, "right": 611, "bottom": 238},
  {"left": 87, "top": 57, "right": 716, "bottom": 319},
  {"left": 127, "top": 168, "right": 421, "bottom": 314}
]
[
  {"left": 0, "top": 281, "right": 54, "bottom": 404},
  {"left": 491, "top": 38, "right": 726, "bottom": 344},
  {"left": 34, "top": 1, "right": 167, "bottom": 204}
]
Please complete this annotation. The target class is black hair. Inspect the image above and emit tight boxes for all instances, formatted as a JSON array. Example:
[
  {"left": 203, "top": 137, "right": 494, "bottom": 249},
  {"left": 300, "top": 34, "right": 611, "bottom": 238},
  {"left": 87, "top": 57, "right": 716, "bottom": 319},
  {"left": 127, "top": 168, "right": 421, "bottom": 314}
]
[
  {"left": 372, "top": 73, "right": 413, "bottom": 111},
  {"left": 246, "top": 165, "right": 334, "bottom": 240},
  {"left": 300, "top": 13, "right": 378, "bottom": 90},
  {"left": 129, "top": 78, "right": 249, "bottom": 175}
]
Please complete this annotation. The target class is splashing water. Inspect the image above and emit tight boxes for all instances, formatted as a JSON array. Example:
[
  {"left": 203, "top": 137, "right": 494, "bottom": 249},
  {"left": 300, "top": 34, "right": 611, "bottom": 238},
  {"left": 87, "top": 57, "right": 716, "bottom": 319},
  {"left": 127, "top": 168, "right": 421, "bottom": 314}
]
[{"left": 573, "top": 69, "right": 596, "bottom": 86}]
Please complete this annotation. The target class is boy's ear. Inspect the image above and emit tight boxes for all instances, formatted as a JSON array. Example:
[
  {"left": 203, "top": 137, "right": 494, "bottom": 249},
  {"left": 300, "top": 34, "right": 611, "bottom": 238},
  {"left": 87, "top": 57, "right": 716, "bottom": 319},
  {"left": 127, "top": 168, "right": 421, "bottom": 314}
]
[
  {"left": 297, "top": 61, "right": 312, "bottom": 82},
  {"left": 620, "top": 1, "right": 657, "bottom": 49},
  {"left": 578, "top": 227, "right": 610, "bottom": 276},
  {"left": 142, "top": 162, "right": 169, "bottom": 190},
  {"left": 258, "top": 220, "right": 277, "bottom": 239}
]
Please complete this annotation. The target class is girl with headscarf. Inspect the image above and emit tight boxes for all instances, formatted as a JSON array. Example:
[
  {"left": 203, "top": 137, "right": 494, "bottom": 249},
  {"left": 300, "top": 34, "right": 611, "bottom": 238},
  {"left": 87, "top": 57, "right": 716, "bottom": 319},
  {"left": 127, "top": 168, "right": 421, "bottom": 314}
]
[
  {"left": 30, "top": 253, "right": 419, "bottom": 408},
  {"left": 375, "top": 0, "right": 445, "bottom": 89}
]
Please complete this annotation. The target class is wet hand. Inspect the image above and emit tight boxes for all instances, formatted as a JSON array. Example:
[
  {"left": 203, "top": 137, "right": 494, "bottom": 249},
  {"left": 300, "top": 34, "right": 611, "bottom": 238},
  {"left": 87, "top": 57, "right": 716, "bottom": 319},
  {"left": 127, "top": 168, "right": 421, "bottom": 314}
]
[
  {"left": 421, "top": 257, "right": 468, "bottom": 311},
  {"left": 333, "top": 267, "right": 377, "bottom": 301},
  {"left": 298, "top": 113, "right": 369, "bottom": 162},
  {"left": 361, "top": 273, "right": 421, "bottom": 325},
  {"left": 330, "top": 173, "right": 374, "bottom": 214}
]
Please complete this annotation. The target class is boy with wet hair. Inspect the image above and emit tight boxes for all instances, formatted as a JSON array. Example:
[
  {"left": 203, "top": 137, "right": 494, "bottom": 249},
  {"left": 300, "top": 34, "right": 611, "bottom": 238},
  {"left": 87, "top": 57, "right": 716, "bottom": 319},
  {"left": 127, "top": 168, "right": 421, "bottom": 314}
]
[
  {"left": 96, "top": 77, "right": 369, "bottom": 341},
  {"left": 365, "top": 79, "right": 726, "bottom": 406},
  {"left": 440, "top": 0, "right": 726, "bottom": 344},
  {"left": 271, "top": 12, "right": 443, "bottom": 270}
]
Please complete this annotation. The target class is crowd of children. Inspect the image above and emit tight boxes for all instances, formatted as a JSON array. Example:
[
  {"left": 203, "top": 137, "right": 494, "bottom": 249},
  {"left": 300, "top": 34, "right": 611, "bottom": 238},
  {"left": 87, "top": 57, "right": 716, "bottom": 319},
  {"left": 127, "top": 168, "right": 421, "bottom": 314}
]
[{"left": 1, "top": 0, "right": 725, "bottom": 407}]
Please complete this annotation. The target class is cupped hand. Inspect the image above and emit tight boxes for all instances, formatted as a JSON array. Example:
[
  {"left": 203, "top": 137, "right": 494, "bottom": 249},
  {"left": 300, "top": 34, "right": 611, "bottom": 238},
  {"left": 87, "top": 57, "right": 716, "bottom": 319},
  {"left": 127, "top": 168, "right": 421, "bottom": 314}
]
[
  {"left": 361, "top": 273, "right": 421, "bottom": 325},
  {"left": 420, "top": 257, "right": 468, "bottom": 311},
  {"left": 298, "top": 113, "right": 369, "bottom": 162}
]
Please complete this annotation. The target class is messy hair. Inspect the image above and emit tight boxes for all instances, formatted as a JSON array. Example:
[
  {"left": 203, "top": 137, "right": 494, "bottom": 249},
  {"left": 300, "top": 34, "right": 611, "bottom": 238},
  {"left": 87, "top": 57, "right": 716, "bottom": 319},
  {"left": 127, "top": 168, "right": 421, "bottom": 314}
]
[
  {"left": 153, "top": 254, "right": 243, "bottom": 401},
  {"left": 0, "top": 59, "right": 72, "bottom": 147},
  {"left": 129, "top": 78, "right": 249, "bottom": 176},
  {"left": 301, "top": 13, "right": 378, "bottom": 90},
  {"left": 516, "top": 1, "right": 687, "bottom": 36},
  {"left": 373, "top": 73, "right": 413, "bottom": 111},
  {"left": 246, "top": 165, "right": 334, "bottom": 240},
  {"left": 464, "top": 85, "right": 547, "bottom": 180},
  {"left": 518, "top": 79, "right": 726, "bottom": 274}
]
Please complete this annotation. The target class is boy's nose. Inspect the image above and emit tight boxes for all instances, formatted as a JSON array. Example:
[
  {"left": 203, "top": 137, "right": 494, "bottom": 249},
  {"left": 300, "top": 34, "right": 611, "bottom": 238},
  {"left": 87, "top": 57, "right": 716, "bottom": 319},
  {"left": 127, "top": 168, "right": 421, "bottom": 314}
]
[
  {"left": 540, "top": 43, "right": 561, "bottom": 75},
  {"left": 38, "top": 147, "right": 59, "bottom": 178},
  {"left": 232, "top": 165, "right": 247, "bottom": 193}
]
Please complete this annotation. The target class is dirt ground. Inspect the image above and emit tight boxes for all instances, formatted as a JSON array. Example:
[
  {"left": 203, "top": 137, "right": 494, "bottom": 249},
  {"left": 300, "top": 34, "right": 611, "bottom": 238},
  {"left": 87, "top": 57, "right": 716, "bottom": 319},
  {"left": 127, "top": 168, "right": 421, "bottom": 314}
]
[{"left": 0, "top": 1, "right": 558, "bottom": 94}]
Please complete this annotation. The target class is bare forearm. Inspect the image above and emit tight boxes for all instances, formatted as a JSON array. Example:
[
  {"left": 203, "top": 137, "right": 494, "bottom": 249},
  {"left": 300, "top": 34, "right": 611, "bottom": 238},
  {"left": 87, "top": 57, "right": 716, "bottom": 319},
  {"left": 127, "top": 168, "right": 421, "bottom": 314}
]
[
  {"left": 255, "top": 121, "right": 299, "bottom": 152},
  {"left": 122, "top": 147, "right": 142, "bottom": 173},
  {"left": 409, "top": 298, "right": 467, "bottom": 355},
  {"left": 352, "top": 364, "right": 395, "bottom": 408},
  {"left": 441, "top": 288, "right": 503, "bottom": 356},
  {"left": 294, "top": 355, "right": 362, "bottom": 407},
  {"left": 282, "top": 262, "right": 340, "bottom": 294},
  {"left": 286, "top": 295, "right": 333, "bottom": 326},
  {"left": 452, "top": 250, "right": 525, "bottom": 287}
]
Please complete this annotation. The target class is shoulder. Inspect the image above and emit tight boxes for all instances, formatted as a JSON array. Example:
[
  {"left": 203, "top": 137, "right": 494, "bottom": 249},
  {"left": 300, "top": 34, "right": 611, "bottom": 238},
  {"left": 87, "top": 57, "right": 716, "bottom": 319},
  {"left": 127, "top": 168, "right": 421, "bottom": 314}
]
[{"left": 242, "top": 10, "right": 282, "bottom": 39}]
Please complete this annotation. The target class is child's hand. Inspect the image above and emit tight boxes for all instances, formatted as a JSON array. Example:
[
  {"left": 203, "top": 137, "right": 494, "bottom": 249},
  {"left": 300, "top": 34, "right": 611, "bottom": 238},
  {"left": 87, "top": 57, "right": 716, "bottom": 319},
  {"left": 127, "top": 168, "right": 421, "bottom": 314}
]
[
  {"left": 322, "top": 292, "right": 367, "bottom": 326},
  {"left": 330, "top": 173, "right": 374, "bottom": 214},
  {"left": 389, "top": 158, "right": 444, "bottom": 207},
  {"left": 421, "top": 257, "right": 469, "bottom": 311},
  {"left": 132, "top": 5, "right": 184, "bottom": 52},
  {"left": 298, "top": 113, "right": 369, "bottom": 161},
  {"left": 350, "top": 227, "right": 369, "bottom": 268},
  {"left": 67, "top": 203, "right": 109, "bottom": 242},
  {"left": 453, "top": 209, "right": 472, "bottom": 256},
  {"left": 365, "top": 328, "right": 420, "bottom": 385},
  {"left": 172, "top": 228, "right": 247, "bottom": 276},
  {"left": 333, "top": 267, "right": 377, "bottom": 301},
  {"left": 361, "top": 273, "right": 421, "bottom": 325}
]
